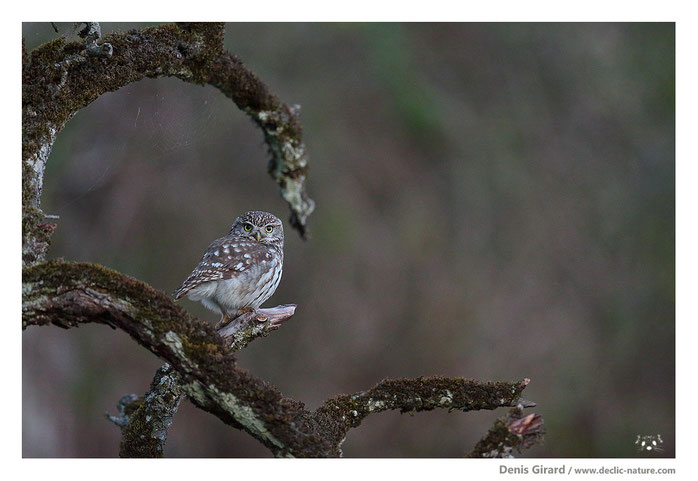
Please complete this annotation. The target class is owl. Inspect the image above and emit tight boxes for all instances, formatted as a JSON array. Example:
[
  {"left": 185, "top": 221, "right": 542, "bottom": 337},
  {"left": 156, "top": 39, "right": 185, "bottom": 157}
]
[{"left": 174, "top": 211, "right": 284, "bottom": 323}]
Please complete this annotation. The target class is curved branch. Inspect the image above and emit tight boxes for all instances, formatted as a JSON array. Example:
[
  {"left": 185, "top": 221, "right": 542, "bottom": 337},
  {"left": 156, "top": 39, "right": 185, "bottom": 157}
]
[
  {"left": 314, "top": 377, "right": 532, "bottom": 455},
  {"left": 22, "top": 23, "right": 540, "bottom": 457},
  {"left": 23, "top": 259, "right": 327, "bottom": 456},
  {"left": 22, "top": 22, "right": 313, "bottom": 267},
  {"left": 109, "top": 305, "right": 297, "bottom": 457},
  {"left": 23, "top": 259, "right": 535, "bottom": 457}
]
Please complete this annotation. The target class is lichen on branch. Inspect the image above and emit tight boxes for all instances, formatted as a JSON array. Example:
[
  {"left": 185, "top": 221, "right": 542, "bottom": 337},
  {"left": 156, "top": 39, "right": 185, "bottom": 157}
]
[
  {"left": 22, "top": 22, "right": 314, "bottom": 270},
  {"left": 22, "top": 259, "right": 324, "bottom": 456},
  {"left": 110, "top": 364, "right": 184, "bottom": 458},
  {"left": 22, "top": 259, "right": 538, "bottom": 457},
  {"left": 468, "top": 405, "right": 545, "bottom": 458},
  {"left": 22, "top": 23, "right": 540, "bottom": 458},
  {"left": 315, "top": 376, "right": 533, "bottom": 455},
  {"left": 108, "top": 306, "right": 298, "bottom": 457}
]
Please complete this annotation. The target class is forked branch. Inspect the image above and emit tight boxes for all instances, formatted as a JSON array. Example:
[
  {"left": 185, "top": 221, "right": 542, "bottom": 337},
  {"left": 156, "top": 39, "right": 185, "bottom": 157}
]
[
  {"left": 23, "top": 259, "right": 537, "bottom": 457},
  {"left": 110, "top": 306, "right": 297, "bottom": 457},
  {"left": 22, "top": 22, "right": 542, "bottom": 457}
]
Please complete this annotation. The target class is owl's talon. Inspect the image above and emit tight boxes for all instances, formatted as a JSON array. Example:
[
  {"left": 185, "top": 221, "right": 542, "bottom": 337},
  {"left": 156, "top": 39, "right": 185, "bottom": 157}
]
[
  {"left": 237, "top": 306, "right": 255, "bottom": 315},
  {"left": 215, "top": 314, "right": 233, "bottom": 330}
]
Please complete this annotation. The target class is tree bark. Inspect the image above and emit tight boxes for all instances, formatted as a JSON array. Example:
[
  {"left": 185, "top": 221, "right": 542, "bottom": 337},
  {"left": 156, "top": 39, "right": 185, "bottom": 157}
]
[{"left": 22, "top": 22, "right": 542, "bottom": 457}]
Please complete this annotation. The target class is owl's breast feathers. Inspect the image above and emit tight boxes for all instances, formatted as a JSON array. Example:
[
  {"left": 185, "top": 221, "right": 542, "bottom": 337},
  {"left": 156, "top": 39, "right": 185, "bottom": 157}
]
[{"left": 173, "top": 236, "right": 283, "bottom": 300}]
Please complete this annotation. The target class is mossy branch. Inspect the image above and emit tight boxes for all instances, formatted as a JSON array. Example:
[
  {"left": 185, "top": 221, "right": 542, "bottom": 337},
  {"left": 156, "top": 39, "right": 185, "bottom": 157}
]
[
  {"left": 110, "top": 364, "right": 184, "bottom": 458},
  {"left": 109, "top": 305, "right": 297, "bottom": 457},
  {"left": 468, "top": 404, "right": 545, "bottom": 458},
  {"left": 23, "top": 259, "right": 323, "bottom": 456},
  {"left": 23, "top": 259, "right": 538, "bottom": 457},
  {"left": 22, "top": 23, "right": 541, "bottom": 458},
  {"left": 314, "top": 377, "right": 535, "bottom": 455},
  {"left": 22, "top": 22, "right": 313, "bottom": 268}
]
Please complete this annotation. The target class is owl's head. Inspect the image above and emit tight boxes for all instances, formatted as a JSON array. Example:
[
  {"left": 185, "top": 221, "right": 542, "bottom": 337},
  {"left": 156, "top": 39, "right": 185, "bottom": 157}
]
[{"left": 230, "top": 211, "right": 284, "bottom": 245}]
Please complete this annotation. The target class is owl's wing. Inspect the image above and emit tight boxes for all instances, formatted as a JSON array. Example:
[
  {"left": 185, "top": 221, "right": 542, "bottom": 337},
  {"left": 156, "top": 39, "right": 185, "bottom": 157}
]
[{"left": 173, "top": 237, "right": 269, "bottom": 299}]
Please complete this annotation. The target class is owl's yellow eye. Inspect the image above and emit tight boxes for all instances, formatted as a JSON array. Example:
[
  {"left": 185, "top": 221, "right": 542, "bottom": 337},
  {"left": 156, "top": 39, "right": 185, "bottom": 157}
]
[
  {"left": 265, "top": 225, "right": 273, "bottom": 233},
  {"left": 243, "top": 224, "right": 253, "bottom": 232}
]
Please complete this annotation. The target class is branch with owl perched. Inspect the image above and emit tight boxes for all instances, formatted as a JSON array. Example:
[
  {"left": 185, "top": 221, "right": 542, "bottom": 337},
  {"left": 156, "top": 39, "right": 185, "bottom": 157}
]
[
  {"left": 22, "top": 22, "right": 542, "bottom": 457},
  {"left": 22, "top": 259, "right": 538, "bottom": 457},
  {"left": 23, "top": 260, "right": 322, "bottom": 456}
]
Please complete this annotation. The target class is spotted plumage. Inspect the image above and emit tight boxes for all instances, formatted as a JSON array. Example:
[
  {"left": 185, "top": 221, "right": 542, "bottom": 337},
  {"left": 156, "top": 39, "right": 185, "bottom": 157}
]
[{"left": 174, "top": 211, "right": 284, "bottom": 321}]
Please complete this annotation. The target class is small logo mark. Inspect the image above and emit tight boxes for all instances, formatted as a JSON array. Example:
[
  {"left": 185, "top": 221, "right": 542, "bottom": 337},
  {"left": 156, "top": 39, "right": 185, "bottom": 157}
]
[{"left": 635, "top": 434, "right": 663, "bottom": 453}]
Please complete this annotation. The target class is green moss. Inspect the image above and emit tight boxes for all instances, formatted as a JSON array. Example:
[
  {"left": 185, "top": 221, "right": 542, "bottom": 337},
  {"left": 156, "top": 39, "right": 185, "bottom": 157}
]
[
  {"left": 119, "top": 402, "right": 165, "bottom": 458},
  {"left": 23, "top": 260, "right": 243, "bottom": 393},
  {"left": 20, "top": 23, "right": 316, "bottom": 455},
  {"left": 22, "top": 206, "right": 53, "bottom": 267},
  {"left": 123, "top": 397, "right": 145, "bottom": 416},
  {"left": 314, "top": 376, "right": 531, "bottom": 452},
  {"left": 24, "top": 259, "right": 535, "bottom": 457},
  {"left": 23, "top": 22, "right": 313, "bottom": 253},
  {"left": 467, "top": 417, "right": 519, "bottom": 457},
  {"left": 468, "top": 407, "right": 544, "bottom": 457},
  {"left": 179, "top": 335, "right": 223, "bottom": 359}
]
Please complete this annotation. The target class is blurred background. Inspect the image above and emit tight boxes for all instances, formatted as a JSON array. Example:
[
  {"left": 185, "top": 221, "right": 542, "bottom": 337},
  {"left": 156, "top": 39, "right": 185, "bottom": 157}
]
[{"left": 22, "top": 22, "right": 674, "bottom": 457}]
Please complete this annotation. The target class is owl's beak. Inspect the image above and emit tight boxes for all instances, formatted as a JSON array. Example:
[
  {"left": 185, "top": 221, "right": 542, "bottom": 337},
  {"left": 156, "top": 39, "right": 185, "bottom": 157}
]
[{"left": 254, "top": 231, "right": 261, "bottom": 242}]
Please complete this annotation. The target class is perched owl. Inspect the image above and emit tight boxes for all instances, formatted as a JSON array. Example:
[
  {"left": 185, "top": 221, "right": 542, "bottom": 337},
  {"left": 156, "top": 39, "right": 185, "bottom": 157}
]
[{"left": 174, "top": 211, "right": 284, "bottom": 323}]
